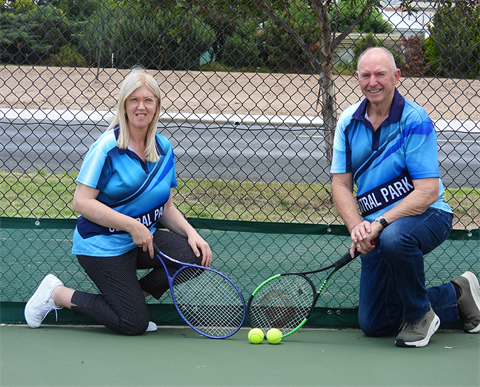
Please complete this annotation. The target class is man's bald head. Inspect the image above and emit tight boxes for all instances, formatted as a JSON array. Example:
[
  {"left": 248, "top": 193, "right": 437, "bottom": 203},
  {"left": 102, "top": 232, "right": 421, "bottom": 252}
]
[{"left": 357, "top": 47, "right": 397, "bottom": 74}]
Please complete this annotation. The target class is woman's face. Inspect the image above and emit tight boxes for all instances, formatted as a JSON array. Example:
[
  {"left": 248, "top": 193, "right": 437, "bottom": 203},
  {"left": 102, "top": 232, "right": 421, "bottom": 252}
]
[{"left": 124, "top": 85, "right": 158, "bottom": 132}]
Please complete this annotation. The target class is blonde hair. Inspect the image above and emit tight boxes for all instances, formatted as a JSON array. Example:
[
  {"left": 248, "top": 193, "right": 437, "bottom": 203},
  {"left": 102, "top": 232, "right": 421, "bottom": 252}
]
[{"left": 108, "top": 67, "right": 162, "bottom": 162}]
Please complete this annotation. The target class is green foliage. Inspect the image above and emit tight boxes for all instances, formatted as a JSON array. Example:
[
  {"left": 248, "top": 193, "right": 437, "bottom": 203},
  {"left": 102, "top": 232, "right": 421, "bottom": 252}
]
[
  {"left": 0, "top": 0, "right": 396, "bottom": 72},
  {"left": 426, "top": 4, "right": 480, "bottom": 78},
  {"left": 221, "top": 20, "right": 263, "bottom": 69},
  {"left": 0, "top": 5, "right": 69, "bottom": 64},
  {"left": 470, "top": 5, "right": 480, "bottom": 77},
  {"left": 259, "top": 0, "right": 393, "bottom": 73},
  {"left": 2, "top": 0, "right": 37, "bottom": 14},
  {"left": 200, "top": 5, "right": 265, "bottom": 69},
  {"left": 49, "top": 44, "right": 89, "bottom": 67},
  {"left": 33, "top": 6, "right": 70, "bottom": 48},
  {"left": 75, "top": 3, "right": 215, "bottom": 70},
  {"left": 423, "top": 36, "right": 438, "bottom": 72},
  {"left": 51, "top": 0, "right": 104, "bottom": 21},
  {"left": 261, "top": 2, "right": 319, "bottom": 73},
  {"left": 330, "top": 0, "right": 392, "bottom": 33}
]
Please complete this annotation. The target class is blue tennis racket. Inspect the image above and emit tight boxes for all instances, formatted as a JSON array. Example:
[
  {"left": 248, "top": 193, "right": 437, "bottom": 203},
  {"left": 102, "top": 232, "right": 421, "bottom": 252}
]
[{"left": 154, "top": 243, "right": 245, "bottom": 339}]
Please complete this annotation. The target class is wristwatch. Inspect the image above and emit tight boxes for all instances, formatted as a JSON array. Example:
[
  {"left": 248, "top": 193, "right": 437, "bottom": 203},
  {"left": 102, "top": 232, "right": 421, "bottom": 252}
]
[{"left": 374, "top": 214, "right": 389, "bottom": 229}]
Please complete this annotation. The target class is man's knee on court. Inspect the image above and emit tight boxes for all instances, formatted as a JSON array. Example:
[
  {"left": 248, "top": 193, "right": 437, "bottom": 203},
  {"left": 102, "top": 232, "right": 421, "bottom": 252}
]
[
  {"left": 358, "top": 313, "right": 382, "bottom": 337},
  {"left": 359, "top": 315, "right": 399, "bottom": 337}
]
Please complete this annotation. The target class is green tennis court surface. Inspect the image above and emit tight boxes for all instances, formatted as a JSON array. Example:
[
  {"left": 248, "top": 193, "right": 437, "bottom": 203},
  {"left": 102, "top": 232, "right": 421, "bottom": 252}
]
[
  {"left": 1, "top": 325, "right": 479, "bottom": 387},
  {"left": 1, "top": 217, "right": 479, "bottom": 386}
]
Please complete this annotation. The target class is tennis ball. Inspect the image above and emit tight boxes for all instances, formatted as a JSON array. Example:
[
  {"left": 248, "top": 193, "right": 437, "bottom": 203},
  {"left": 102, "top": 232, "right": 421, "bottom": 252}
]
[
  {"left": 266, "top": 328, "right": 282, "bottom": 344},
  {"left": 248, "top": 328, "right": 264, "bottom": 344}
]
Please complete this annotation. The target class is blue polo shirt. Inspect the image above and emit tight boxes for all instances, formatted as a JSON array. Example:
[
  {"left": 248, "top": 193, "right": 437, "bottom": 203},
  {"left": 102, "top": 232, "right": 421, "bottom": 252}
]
[
  {"left": 72, "top": 127, "right": 177, "bottom": 256},
  {"left": 331, "top": 88, "right": 451, "bottom": 221}
]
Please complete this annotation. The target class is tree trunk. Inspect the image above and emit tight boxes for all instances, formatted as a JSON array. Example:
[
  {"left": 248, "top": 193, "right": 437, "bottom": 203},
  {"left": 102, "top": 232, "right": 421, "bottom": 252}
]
[
  {"left": 262, "top": 0, "right": 374, "bottom": 170},
  {"left": 312, "top": 2, "right": 337, "bottom": 167},
  {"left": 15, "top": 41, "right": 24, "bottom": 64}
]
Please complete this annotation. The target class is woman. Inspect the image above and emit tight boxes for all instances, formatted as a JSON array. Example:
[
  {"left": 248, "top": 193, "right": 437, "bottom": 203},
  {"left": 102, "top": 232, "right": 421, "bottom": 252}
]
[{"left": 24, "top": 68, "right": 212, "bottom": 335}]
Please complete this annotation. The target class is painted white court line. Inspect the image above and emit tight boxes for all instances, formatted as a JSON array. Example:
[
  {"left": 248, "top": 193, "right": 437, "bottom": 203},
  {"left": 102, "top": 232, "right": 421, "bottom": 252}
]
[
  {"left": 1, "top": 108, "right": 479, "bottom": 132},
  {"left": 435, "top": 119, "right": 480, "bottom": 133},
  {"left": 0, "top": 108, "right": 324, "bottom": 127},
  {"left": 0, "top": 108, "right": 114, "bottom": 122}
]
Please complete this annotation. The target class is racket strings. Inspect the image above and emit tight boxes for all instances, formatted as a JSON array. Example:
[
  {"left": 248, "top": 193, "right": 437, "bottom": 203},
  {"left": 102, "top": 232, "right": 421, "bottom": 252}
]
[
  {"left": 172, "top": 267, "right": 244, "bottom": 337},
  {"left": 248, "top": 274, "right": 315, "bottom": 336}
]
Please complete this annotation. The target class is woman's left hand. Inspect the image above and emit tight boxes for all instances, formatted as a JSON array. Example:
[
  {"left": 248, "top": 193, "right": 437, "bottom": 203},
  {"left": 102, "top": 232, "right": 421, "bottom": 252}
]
[
  {"left": 160, "top": 192, "right": 213, "bottom": 266},
  {"left": 188, "top": 234, "right": 212, "bottom": 267}
]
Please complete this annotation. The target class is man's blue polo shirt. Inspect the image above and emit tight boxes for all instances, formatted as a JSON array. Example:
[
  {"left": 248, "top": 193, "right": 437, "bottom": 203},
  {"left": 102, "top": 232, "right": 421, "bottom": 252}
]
[{"left": 331, "top": 88, "right": 451, "bottom": 221}]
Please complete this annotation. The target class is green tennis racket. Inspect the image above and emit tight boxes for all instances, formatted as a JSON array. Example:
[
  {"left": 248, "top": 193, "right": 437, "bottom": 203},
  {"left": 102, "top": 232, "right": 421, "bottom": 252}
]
[{"left": 247, "top": 249, "right": 362, "bottom": 338}]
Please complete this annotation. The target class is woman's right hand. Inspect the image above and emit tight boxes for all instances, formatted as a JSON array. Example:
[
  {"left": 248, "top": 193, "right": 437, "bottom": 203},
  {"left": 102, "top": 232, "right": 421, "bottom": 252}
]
[
  {"left": 74, "top": 183, "right": 155, "bottom": 257},
  {"left": 128, "top": 220, "right": 154, "bottom": 257}
]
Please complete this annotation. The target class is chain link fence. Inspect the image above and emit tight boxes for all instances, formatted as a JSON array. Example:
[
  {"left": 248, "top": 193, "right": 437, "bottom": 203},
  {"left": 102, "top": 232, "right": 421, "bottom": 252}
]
[{"left": 1, "top": 1, "right": 479, "bottom": 323}]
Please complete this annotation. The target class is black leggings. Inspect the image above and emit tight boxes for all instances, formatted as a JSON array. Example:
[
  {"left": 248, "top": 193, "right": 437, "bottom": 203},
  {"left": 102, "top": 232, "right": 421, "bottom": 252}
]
[{"left": 71, "top": 229, "right": 202, "bottom": 336}]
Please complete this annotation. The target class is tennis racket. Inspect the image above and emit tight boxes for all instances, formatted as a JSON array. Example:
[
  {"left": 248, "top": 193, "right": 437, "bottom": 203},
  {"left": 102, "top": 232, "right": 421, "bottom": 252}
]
[
  {"left": 247, "top": 248, "right": 365, "bottom": 338},
  {"left": 153, "top": 243, "right": 245, "bottom": 339}
]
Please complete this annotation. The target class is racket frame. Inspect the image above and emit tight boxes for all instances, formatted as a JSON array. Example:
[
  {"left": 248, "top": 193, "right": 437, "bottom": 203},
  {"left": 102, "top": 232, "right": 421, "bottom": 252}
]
[
  {"left": 247, "top": 249, "right": 360, "bottom": 338},
  {"left": 153, "top": 243, "right": 245, "bottom": 339}
]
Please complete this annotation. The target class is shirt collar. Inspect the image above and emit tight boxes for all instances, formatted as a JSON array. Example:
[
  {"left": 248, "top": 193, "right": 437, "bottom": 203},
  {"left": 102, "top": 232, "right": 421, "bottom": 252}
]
[
  {"left": 114, "top": 125, "right": 165, "bottom": 156},
  {"left": 352, "top": 88, "right": 405, "bottom": 125}
]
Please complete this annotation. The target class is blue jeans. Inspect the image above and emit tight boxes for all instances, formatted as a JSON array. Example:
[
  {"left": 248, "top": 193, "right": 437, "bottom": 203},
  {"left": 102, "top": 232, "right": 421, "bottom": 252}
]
[{"left": 358, "top": 208, "right": 456, "bottom": 337}]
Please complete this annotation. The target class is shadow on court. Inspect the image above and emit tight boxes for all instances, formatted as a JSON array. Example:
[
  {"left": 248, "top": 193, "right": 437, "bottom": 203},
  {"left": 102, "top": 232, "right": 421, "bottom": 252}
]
[{"left": 1, "top": 325, "right": 479, "bottom": 387}]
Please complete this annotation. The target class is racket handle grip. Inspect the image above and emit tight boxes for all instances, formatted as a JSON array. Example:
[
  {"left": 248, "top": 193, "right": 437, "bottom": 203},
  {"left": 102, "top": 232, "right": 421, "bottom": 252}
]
[
  {"left": 334, "top": 240, "right": 377, "bottom": 270},
  {"left": 334, "top": 251, "right": 359, "bottom": 270}
]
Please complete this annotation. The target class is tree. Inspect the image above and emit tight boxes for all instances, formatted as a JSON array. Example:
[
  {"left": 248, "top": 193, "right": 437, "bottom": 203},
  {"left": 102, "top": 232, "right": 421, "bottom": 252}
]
[
  {"left": 2, "top": 0, "right": 37, "bottom": 14},
  {"left": 401, "top": 35, "right": 430, "bottom": 77},
  {"left": 424, "top": 2, "right": 480, "bottom": 78},
  {"left": 188, "top": 0, "right": 385, "bottom": 168},
  {"left": 51, "top": 0, "right": 104, "bottom": 21},
  {"left": 164, "top": 0, "right": 389, "bottom": 169},
  {"left": 94, "top": 0, "right": 395, "bottom": 161},
  {"left": 331, "top": 0, "right": 392, "bottom": 34},
  {"left": 76, "top": 2, "right": 215, "bottom": 70},
  {"left": 0, "top": 4, "right": 69, "bottom": 64},
  {"left": 202, "top": 9, "right": 239, "bottom": 63},
  {"left": 260, "top": 1, "right": 393, "bottom": 73}
]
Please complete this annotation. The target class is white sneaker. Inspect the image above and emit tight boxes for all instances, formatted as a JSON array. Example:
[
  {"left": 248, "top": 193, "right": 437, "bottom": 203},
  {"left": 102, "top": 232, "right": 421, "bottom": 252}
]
[
  {"left": 146, "top": 321, "right": 157, "bottom": 332},
  {"left": 24, "top": 274, "right": 63, "bottom": 328}
]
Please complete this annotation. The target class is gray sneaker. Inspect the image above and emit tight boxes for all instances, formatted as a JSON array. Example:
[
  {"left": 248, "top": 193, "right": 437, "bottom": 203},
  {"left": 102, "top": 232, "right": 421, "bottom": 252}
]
[
  {"left": 395, "top": 305, "right": 440, "bottom": 348},
  {"left": 451, "top": 271, "right": 480, "bottom": 333},
  {"left": 24, "top": 274, "right": 63, "bottom": 328}
]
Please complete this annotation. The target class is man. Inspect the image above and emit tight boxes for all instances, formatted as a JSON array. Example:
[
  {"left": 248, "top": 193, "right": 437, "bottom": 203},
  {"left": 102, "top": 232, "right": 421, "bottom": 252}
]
[{"left": 330, "top": 47, "right": 480, "bottom": 347}]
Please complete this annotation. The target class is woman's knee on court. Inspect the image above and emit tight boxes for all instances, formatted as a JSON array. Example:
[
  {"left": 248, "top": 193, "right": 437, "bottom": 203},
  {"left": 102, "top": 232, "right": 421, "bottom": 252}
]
[
  {"left": 109, "top": 301, "right": 150, "bottom": 336},
  {"left": 116, "top": 312, "right": 150, "bottom": 336}
]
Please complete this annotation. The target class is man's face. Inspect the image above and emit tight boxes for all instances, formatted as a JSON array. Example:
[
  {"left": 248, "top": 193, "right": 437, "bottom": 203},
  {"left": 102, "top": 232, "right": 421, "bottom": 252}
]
[{"left": 356, "top": 50, "right": 400, "bottom": 108}]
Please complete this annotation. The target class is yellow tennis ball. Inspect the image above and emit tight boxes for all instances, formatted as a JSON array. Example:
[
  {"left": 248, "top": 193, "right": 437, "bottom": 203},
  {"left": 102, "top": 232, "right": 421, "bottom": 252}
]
[
  {"left": 248, "top": 328, "right": 264, "bottom": 344},
  {"left": 266, "top": 328, "right": 282, "bottom": 344}
]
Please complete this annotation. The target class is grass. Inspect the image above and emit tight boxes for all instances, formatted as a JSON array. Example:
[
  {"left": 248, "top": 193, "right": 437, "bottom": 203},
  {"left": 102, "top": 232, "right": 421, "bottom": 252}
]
[
  {"left": 174, "top": 178, "right": 336, "bottom": 224},
  {"left": 1, "top": 170, "right": 479, "bottom": 229},
  {"left": 1, "top": 170, "right": 78, "bottom": 219}
]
